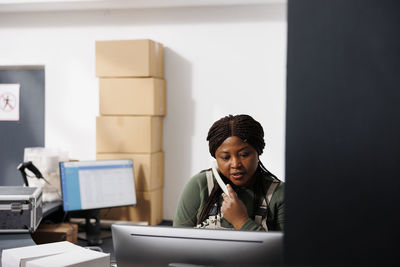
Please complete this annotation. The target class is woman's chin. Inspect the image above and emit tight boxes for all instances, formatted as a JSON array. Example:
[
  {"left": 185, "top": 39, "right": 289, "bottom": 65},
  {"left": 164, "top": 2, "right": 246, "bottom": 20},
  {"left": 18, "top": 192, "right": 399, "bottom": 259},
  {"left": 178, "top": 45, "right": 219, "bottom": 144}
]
[{"left": 230, "top": 178, "right": 250, "bottom": 187}]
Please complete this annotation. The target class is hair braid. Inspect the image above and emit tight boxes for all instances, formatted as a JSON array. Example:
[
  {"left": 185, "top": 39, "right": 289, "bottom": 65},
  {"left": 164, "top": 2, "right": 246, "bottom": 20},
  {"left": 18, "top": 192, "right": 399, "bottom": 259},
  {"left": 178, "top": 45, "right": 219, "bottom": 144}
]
[{"left": 206, "top": 114, "right": 265, "bottom": 157}]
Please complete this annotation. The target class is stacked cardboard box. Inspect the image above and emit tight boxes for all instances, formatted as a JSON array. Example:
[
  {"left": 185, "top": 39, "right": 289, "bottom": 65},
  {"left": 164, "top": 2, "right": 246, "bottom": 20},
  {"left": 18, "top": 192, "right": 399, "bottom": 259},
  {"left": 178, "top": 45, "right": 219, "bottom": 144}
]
[{"left": 95, "top": 39, "right": 165, "bottom": 225}]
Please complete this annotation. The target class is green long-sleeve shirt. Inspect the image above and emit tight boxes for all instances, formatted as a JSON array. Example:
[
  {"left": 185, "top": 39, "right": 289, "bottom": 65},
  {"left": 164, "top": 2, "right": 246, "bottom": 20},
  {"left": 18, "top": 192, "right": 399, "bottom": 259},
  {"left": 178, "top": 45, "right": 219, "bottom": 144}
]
[{"left": 173, "top": 170, "right": 284, "bottom": 231}]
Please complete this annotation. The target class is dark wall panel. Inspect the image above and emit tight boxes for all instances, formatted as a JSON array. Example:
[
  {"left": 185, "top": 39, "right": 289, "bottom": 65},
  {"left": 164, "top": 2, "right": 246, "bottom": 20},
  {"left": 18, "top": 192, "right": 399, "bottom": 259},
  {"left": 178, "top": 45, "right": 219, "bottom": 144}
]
[
  {"left": 0, "top": 68, "right": 45, "bottom": 186},
  {"left": 285, "top": 0, "right": 400, "bottom": 265}
]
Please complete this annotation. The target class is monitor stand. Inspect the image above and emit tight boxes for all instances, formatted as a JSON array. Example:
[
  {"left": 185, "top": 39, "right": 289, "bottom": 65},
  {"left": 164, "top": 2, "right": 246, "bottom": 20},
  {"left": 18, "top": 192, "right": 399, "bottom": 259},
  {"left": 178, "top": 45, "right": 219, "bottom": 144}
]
[
  {"left": 68, "top": 209, "right": 107, "bottom": 246},
  {"left": 82, "top": 209, "right": 103, "bottom": 246},
  {"left": 78, "top": 231, "right": 112, "bottom": 244}
]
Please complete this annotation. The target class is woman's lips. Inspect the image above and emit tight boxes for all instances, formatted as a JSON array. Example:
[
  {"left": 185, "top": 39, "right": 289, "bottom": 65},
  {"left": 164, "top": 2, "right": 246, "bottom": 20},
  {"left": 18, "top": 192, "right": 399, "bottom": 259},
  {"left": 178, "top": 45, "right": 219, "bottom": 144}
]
[{"left": 231, "top": 172, "right": 245, "bottom": 179}]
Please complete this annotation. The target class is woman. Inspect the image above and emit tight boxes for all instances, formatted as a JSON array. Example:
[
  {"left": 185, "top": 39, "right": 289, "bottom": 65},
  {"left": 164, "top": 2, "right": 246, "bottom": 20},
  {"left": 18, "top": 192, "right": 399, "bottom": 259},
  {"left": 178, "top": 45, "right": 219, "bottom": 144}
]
[{"left": 173, "top": 114, "right": 284, "bottom": 231}]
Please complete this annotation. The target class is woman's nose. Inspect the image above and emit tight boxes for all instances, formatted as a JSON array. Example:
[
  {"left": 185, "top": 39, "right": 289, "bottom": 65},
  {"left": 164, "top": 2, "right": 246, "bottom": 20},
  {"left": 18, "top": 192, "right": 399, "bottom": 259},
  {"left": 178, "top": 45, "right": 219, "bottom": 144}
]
[{"left": 231, "top": 156, "right": 242, "bottom": 168}]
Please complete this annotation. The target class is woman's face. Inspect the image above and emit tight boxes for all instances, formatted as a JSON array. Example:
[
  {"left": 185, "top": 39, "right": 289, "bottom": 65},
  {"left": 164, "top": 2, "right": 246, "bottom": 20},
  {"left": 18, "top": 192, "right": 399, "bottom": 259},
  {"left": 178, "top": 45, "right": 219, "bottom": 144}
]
[{"left": 215, "top": 136, "right": 259, "bottom": 187}]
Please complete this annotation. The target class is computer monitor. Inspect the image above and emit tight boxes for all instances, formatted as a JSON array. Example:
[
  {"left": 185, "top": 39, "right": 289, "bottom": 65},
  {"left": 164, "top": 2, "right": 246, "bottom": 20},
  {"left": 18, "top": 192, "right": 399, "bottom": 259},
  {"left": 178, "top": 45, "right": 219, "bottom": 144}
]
[
  {"left": 112, "top": 224, "right": 283, "bottom": 267},
  {"left": 59, "top": 159, "right": 136, "bottom": 245},
  {"left": 59, "top": 159, "right": 136, "bottom": 211}
]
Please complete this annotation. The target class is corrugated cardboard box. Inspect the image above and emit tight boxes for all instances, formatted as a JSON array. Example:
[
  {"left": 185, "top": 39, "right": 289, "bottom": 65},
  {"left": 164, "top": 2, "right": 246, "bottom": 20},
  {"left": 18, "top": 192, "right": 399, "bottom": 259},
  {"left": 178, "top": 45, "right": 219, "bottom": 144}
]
[
  {"left": 99, "top": 78, "right": 166, "bottom": 116},
  {"left": 31, "top": 223, "right": 78, "bottom": 244},
  {"left": 100, "top": 188, "right": 163, "bottom": 226},
  {"left": 96, "top": 116, "right": 162, "bottom": 153},
  {"left": 96, "top": 39, "right": 164, "bottom": 78},
  {"left": 96, "top": 152, "right": 164, "bottom": 191}
]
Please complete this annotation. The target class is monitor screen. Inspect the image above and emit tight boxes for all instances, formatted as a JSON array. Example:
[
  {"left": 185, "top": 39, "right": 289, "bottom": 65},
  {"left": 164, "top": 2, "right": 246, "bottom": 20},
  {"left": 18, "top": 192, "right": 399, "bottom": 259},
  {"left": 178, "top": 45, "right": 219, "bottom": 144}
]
[
  {"left": 112, "top": 224, "right": 283, "bottom": 267},
  {"left": 59, "top": 159, "right": 136, "bottom": 212}
]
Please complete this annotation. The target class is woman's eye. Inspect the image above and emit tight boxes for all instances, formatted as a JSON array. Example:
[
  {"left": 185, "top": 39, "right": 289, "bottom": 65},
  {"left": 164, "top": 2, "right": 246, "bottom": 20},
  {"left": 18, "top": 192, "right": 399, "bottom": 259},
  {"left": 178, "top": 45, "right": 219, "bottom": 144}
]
[
  {"left": 239, "top": 153, "right": 249, "bottom": 158},
  {"left": 220, "top": 156, "right": 229, "bottom": 161}
]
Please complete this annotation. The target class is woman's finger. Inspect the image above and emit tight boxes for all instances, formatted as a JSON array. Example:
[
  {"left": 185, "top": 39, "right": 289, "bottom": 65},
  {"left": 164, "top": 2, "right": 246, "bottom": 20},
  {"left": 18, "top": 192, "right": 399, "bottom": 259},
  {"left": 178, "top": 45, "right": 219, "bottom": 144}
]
[{"left": 227, "top": 184, "right": 237, "bottom": 199}]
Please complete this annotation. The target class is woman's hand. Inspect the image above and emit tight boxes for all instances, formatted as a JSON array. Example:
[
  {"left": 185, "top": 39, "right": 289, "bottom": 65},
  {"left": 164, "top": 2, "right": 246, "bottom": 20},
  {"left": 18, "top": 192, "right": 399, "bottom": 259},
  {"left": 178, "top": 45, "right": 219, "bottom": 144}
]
[{"left": 221, "top": 184, "right": 249, "bottom": 230}]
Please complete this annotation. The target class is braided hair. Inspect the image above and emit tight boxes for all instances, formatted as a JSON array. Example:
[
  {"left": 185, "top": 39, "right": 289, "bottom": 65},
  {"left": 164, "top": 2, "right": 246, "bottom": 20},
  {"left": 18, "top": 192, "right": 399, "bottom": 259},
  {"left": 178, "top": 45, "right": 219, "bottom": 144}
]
[
  {"left": 198, "top": 114, "right": 276, "bottom": 225},
  {"left": 206, "top": 114, "right": 265, "bottom": 157}
]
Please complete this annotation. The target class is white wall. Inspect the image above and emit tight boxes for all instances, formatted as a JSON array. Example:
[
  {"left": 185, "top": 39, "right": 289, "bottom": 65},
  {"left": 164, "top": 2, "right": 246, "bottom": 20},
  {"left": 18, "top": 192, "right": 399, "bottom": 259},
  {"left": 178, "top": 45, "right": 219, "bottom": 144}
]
[{"left": 0, "top": 3, "right": 287, "bottom": 220}]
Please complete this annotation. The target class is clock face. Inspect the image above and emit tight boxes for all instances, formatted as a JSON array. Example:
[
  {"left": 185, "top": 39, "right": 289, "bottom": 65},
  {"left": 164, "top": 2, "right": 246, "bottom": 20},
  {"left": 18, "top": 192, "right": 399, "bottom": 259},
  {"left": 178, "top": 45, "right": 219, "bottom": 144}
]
[{"left": 0, "top": 92, "right": 17, "bottom": 112}]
